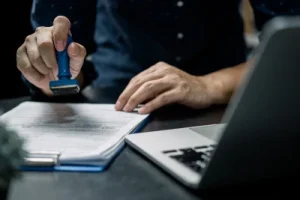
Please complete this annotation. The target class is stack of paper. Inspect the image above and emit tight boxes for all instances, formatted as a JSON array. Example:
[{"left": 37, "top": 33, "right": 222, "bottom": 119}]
[{"left": 0, "top": 101, "right": 149, "bottom": 172}]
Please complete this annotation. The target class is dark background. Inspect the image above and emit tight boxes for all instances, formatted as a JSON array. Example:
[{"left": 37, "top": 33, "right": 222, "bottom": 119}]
[{"left": 2, "top": 0, "right": 33, "bottom": 99}]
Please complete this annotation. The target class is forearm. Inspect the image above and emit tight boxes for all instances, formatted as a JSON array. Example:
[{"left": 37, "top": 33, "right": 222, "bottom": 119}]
[{"left": 201, "top": 61, "right": 250, "bottom": 104}]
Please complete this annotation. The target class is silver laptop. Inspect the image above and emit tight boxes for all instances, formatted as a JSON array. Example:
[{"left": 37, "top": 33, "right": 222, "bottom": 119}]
[{"left": 125, "top": 16, "right": 300, "bottom": 190}]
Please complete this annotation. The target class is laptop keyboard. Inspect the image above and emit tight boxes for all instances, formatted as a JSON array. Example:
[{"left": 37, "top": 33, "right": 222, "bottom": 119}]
[{"left": 162, "top": 144, "right": 215, "bottom": 174}]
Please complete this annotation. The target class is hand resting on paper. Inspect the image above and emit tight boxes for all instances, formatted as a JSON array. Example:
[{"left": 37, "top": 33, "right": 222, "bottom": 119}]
[
  {"left": 16, "top": 16, "right": 86, "bottom": 96},
  {"left": 114, "top": 62, "right": 215, "bottom": 114},
  {"left": 115, "top": 62, "right": 249, "bottom": 114}
]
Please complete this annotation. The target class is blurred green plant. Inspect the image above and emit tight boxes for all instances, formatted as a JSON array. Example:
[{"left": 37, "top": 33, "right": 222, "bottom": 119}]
[{"left": 0, "top": 122, "right": 25, "bottom": 189}]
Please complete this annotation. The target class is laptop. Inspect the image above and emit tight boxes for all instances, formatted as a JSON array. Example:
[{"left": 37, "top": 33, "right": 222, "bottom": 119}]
[{"left": 125, "top": 16, "right": 300, "bottom": 190}]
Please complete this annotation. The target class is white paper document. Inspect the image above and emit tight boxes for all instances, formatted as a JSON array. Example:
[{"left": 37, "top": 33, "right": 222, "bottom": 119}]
[{"left": 0, "top": 101, "right": 149, "bottom": 166}]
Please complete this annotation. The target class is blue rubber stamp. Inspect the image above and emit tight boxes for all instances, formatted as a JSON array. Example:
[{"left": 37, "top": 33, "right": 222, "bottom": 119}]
[{"left": 49, "top": 35, "right": 80, "bottom": 95}]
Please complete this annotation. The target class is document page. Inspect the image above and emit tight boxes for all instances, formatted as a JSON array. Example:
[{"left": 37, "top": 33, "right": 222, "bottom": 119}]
[{"left": 0, "top": 102, "right": 148, "bottom": 161}]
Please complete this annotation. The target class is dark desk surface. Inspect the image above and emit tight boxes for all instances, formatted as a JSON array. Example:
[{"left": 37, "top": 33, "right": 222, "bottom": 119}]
[{"left": 1, "top": 87, "right": 295, "bottom": 199}]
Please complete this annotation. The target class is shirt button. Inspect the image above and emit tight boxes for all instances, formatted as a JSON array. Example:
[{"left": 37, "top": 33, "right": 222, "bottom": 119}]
[
  {"left": 177, "top": 1, "right": 184, "bottom": 7},
  {"left": 176, "top": 56, "right": 182, "bottom": 62},
  {"left": 177, "top": 33, "right": 184, "bottom": 39}
]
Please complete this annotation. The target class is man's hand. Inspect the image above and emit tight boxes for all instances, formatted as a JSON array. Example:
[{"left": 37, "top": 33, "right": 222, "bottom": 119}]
[
  {"left": 115, "top": 62, "right": 214, "bottom": 114},
  {"left": 16, "top": 16, "right": 86, "bottom": 96}
]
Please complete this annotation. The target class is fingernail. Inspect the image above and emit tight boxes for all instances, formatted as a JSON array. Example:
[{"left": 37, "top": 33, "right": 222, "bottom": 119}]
[
  {"left": 138, "top": 107, "right": 147, "bottom": 114},
  {"left": 56, "top": 40, "right": 65, "bottom": 51},
  {"left": 138, "top": 108, "right": 145, "bottom": 114},
  {"left": 123, "top": 105, "right": 131, "bottom": 112},
  {"left": 115, "top": 101, "right": 122, "bottom": 110}
]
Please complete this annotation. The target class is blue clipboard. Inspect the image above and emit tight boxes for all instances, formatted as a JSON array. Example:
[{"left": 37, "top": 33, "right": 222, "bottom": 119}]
[{"left": 20, "top": 115, "right": 151, "bottom": 172}]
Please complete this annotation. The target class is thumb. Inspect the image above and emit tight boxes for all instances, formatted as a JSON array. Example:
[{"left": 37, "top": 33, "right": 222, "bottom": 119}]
[{"left": 68, "top": 42, "right": 86, "bottom": 78}]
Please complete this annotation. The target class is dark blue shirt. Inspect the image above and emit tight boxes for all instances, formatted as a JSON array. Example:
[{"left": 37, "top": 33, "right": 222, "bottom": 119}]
[{"left": 30, "top": 0, "right": 300, "bottom": 90}]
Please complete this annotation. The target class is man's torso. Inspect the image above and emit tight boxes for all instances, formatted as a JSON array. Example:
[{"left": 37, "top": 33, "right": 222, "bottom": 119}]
[
  {"left": 31, "top": 0, "right": 300, "bottom": 89},
  {"left": 92, "top": 0, "right": 245, "bottom": 87}
]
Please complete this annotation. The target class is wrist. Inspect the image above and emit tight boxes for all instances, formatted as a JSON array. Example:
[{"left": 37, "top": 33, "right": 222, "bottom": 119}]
[
  {"left": 199, "top": 75, "right": 229, "bottom": 105},
  {"left": 199, "top": 62, "right": 249, "bottom": 105}
]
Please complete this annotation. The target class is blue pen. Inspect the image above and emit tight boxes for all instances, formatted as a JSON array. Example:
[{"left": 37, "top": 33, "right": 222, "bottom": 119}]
[{"left": 49, "top": 35, "right": 80, "bottom": 95}]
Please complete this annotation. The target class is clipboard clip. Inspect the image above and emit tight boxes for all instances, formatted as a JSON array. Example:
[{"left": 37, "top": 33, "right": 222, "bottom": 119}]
[{"left": 23, "top": 151, "right": 61, "bottom": 167}]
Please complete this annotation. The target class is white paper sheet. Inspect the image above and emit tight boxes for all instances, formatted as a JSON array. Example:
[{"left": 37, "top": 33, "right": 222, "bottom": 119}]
[{"left": 0, "top": 102, "right": 148, "bottom": 163}]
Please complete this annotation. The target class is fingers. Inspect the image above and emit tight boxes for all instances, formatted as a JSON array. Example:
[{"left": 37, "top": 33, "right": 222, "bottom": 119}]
[
  {"left": 24, "top": 35, "right": 50, "bottom": 75},
  {"left": 53, "top": 16, "right": 85, "bottom": 78},
  {"left": 122, "top": 78, "right": 172, "bottom": 112},
  {"left": 138, "top": 89, "right": 180, "bottom": 114},
  {"left": 53, "top": 15, "right": 85, "bottom": 78},
  {"left": 36, "top": 27, "right": 57, "bottom": 69},
  {"left": 115, "top": 71, "right": 164, "bottom": 110},
  {"left": 16, "top": 15, "right": 86, "bottom": 92},
  {"left": 16, "top": 43, "right": 44, "bottom": 83},
  {"left": 52, "top": 16, "right": 71, "bottom": 51},
  {"left": 68, "top": 42, "right": 86, "bottom": 78},
  {"left": 16, "top": 29, "right": 54, "bottom": 90}
]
